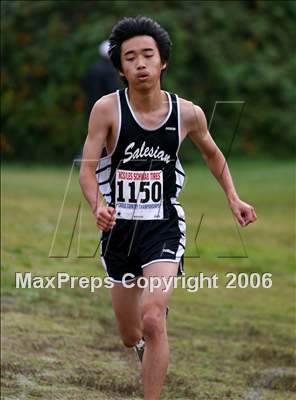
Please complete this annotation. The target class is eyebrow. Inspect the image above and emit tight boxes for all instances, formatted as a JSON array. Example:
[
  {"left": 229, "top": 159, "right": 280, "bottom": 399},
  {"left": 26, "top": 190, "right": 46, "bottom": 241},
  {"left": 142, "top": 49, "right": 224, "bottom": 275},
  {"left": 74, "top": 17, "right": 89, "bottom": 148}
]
[{"left": 123, "top": 48, "right": 155, "bottom": 57}]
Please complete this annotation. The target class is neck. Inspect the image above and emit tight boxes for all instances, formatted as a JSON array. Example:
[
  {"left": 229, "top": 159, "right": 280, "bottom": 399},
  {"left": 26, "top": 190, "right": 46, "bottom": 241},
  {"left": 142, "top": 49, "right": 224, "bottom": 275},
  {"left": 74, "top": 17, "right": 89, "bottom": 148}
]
[{"left": 127, "top": 83, "right": 164, "bottom": 112}]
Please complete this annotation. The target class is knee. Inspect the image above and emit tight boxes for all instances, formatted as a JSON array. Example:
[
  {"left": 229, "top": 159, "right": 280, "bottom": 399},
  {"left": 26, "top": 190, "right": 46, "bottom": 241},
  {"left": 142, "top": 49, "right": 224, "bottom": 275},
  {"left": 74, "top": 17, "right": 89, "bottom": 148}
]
[
  {"left": 121, "top": 331, "right": 142, "bottom": 348},
  {"left": 142, "top": 304, "right": 165, "bottom": 340}
]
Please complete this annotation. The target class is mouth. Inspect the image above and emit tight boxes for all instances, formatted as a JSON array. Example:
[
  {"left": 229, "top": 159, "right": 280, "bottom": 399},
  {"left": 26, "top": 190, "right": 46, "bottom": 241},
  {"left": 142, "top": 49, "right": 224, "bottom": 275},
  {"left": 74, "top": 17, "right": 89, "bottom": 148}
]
[{"left": 136, "top": 73, "right": 149, "bottom": 81}]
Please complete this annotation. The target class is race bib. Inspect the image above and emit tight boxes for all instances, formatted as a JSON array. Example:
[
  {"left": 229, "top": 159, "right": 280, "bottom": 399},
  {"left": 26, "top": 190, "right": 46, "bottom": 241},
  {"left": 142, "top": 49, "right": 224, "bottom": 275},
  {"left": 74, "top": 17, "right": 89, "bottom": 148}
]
[{"left": 115, "top": 169, "right": 164, "bottom": 220}]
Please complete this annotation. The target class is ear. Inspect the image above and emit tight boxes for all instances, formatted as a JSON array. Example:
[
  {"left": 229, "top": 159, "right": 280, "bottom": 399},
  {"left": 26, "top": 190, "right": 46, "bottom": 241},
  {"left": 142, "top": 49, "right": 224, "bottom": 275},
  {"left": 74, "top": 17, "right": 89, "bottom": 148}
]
[{"left": 161, "top": 62, "right": 167, "bottom": 71}]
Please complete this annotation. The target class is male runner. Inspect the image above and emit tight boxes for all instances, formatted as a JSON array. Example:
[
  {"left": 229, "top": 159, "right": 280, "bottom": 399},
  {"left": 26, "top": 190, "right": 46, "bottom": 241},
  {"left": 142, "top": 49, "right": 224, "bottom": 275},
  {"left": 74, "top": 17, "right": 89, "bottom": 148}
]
[{"left": 79, "top": 16, "right": 257, "bottom": 400}]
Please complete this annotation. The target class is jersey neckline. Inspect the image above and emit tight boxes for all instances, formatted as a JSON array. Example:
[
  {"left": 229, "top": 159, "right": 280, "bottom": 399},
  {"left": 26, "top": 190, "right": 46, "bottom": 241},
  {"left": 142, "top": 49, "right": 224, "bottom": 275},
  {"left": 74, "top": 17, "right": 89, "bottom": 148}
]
[{"left": 124, "top": 88, "right": 172, "bottom": 132}]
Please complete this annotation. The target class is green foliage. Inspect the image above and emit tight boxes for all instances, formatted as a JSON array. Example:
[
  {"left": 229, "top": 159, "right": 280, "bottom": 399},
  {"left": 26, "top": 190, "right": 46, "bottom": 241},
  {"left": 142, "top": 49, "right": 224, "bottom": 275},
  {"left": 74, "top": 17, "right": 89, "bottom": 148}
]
[{"left": 2, "top": 0, "right": 295, "bottom": 162}]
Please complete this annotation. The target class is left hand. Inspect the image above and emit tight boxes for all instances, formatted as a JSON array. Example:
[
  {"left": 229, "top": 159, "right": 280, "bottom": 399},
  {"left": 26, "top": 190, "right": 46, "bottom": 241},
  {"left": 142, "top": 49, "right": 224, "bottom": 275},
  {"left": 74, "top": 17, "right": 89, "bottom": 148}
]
[{"left": 229, "top": 199, "right": 257, "bottom": 227}]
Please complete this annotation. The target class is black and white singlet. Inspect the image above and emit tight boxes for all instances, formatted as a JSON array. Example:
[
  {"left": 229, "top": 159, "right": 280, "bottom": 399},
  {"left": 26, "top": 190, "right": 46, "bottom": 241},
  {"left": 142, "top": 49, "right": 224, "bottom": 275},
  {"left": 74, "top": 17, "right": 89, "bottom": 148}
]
[{"left": 96, "top": 89, "right": 186, "bottom": 282}]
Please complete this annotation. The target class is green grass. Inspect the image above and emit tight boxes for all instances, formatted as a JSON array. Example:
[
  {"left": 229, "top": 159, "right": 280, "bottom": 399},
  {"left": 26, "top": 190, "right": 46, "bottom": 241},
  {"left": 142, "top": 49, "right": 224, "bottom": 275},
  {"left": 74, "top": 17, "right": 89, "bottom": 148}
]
[{"left": 1, "top": 160, "right": 296, "bottom": 399}]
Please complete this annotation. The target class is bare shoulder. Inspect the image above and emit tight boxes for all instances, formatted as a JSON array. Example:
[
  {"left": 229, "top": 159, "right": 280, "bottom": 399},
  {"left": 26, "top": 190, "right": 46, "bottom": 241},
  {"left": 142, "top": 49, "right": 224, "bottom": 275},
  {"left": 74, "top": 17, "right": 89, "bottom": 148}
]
[
  {"left": 90, "top": 92, "right": 118, "bottom": 123},
  {"left": 88, "top": 92, "right": 119, "bottom": 153},
  {"left": 178, "top": 97, "right": 207, "bottom": 139},
  {"left": 179, "top": 97, "right": 206, "bottom": 128}
]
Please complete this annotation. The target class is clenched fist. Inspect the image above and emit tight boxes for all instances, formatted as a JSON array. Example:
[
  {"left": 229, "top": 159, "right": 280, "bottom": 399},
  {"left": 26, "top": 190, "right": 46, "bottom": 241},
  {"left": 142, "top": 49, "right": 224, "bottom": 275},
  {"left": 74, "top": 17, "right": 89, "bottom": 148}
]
[
  {"left": 229, "top": 199, "right": 257, "bottom": 227},
  {"left": 94, "top": 205, "right": 116, "bottom": 232}
]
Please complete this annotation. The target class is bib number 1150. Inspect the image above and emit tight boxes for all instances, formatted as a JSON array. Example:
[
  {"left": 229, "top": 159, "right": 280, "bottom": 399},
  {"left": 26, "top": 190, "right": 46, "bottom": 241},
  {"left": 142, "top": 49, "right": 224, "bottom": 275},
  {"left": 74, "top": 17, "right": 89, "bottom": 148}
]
[
  {"left": 115, "top": 169, "right": 164, "bottom": 220},
  {"left": 117, "top": 180, "right": 161, "bottom": 203}
]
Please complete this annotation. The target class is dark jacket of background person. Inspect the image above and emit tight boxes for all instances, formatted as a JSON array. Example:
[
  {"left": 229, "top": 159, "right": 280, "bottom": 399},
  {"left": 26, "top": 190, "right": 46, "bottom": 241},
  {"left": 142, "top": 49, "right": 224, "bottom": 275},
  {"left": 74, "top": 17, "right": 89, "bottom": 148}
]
[{"left": 82, "top": 43, "right": 120, "bottom": 117}]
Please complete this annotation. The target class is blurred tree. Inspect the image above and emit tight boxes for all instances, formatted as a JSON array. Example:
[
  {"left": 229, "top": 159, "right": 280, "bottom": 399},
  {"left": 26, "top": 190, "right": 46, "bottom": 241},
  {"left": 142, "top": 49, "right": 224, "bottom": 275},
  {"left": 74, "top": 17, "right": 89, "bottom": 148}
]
[{"left": 1, "top": 0, "right": 295, "bottom": 163}]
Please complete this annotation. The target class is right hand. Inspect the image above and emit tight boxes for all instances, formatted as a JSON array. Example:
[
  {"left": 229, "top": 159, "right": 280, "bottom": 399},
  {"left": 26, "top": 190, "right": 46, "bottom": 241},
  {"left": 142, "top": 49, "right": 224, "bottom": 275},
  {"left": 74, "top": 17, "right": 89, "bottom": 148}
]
[{"left": 94, "top": 205, "right": 116, "bottom": 231}]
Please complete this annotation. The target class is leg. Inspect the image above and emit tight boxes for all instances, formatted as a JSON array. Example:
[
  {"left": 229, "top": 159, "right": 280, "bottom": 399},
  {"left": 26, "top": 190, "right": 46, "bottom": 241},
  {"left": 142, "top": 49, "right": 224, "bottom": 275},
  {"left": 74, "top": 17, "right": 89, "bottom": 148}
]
[
  {"left": 141, "top": 261, "right": 179, "bottom": 400},
  {"left": 111, "top": 281, "right": 143, "bottom": 347}
]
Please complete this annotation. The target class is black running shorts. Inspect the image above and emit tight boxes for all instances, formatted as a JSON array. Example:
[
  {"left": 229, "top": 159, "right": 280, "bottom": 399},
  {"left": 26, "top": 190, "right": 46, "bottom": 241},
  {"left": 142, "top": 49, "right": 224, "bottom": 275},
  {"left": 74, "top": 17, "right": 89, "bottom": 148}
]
[{"left": 100, "top": 204, "right": 186, "bottom": 283}]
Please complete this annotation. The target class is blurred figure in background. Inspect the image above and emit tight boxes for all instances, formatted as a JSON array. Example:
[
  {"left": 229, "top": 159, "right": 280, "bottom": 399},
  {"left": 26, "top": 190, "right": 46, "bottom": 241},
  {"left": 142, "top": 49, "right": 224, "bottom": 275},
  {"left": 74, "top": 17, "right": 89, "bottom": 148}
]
[{"left": 82, "top": 40, "right": 120, "bottom": 118}]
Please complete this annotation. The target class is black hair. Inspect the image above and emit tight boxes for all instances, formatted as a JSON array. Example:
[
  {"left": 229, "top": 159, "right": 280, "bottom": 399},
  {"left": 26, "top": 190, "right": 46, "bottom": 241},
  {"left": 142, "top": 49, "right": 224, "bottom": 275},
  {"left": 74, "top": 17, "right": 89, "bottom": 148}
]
[{"left": 108, "top": 16, "right": 172, "bottom": 84}]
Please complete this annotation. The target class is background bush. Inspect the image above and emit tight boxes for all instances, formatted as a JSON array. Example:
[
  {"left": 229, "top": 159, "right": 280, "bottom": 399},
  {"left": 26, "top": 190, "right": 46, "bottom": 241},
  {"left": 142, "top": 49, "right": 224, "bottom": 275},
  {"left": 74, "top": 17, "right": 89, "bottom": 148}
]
[{"left": 2, "top": 0, "right": 295, "bottom": 163}]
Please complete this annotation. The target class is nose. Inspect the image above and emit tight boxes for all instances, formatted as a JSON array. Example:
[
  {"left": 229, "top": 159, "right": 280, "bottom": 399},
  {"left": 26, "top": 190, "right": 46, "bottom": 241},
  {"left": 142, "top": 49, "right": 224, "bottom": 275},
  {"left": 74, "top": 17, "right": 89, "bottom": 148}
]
[{"left": 136, "top": 55, "right": 146, "bottom": 69}]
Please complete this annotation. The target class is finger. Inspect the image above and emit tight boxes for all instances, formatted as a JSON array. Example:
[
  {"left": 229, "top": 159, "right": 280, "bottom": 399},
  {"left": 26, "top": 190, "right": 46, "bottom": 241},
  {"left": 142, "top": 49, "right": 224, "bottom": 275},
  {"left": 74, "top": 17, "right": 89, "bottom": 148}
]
[
  {"left": 97, "top": 210, "right": 115, "bottom": 223},
  {"left": 97, "top": 216, "right": 116, "bottom": 229},
  {"left": 107, "top": 214, "right": 116, "bottom": 223},
  {"left": 100, "top": 216, "right": 116, "bottom": 227},
  {"left": 97, "top": 222, "right": 113, "bottom": 232},
  {"left": 235, "top": 212, "right": 245, "bottom": 227},
  {"left": 97, "top": 216, "right": 112, "bottom": 227},
  {"left": 245, "top": 211, "right": 256, "bottom": 226},
  {"left": 244, "top": 210, "right": 252, "bottom": 224},
  {"left": 107, "top": 207, "right": 116, "bottom": 223},
  {"left": 106, "top": 219, "right": 116, "bottom": 228},
  {"left": 96, "top": 214, "right": 112, "bottom": 224},
  {"left": 98, "top": 209, "right": 113, "bottom": 220},
  {"left": 96, "top": 219, "right": 108, "bottom": 230},
  {"left": 106, "top": 206, "right": 116, "bottom": 216},
  {"left": 247, "top": 208, "right": 256, "bottom": 224},
  {"left": 100, "top": 207, "right": 116, "bottom": 222},
  {"left": 104, "top": 222, "right": 116, "bottom": 231}
]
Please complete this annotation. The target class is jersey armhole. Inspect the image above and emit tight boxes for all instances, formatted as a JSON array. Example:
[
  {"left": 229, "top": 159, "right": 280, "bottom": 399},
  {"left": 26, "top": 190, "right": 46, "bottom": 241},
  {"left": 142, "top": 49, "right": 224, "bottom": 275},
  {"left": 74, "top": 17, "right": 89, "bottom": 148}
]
[
  {"left": 100, "top": 90, "right": 122, "bottom": 160},
  {"left": 176, "top": 94, "right": 182, "bottom": 154}
]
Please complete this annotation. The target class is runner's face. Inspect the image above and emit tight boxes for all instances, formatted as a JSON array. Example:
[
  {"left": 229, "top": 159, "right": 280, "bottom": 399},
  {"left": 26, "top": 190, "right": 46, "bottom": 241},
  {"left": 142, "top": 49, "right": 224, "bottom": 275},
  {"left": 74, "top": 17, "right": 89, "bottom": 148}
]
[{"left": 120, "top": 35, "right": 166, "bottom": 88}]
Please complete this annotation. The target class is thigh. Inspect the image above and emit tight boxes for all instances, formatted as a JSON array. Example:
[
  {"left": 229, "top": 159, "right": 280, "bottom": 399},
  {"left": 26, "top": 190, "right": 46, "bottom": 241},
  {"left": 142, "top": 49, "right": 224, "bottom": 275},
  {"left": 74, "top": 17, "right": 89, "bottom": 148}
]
[
  {"left": 111, "top": 281, "right": 143, "bottom": 332},
  {"left": 141, "top": 261, "right": 179, "bottom": 309}
]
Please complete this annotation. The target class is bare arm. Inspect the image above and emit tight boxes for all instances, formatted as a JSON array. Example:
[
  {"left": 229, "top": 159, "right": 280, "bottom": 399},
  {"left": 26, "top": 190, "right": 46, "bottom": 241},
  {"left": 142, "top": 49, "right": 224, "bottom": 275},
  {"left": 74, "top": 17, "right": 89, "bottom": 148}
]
[
  {"left": 79, "top": 98, "right": 116, "bottom": 231},
  {"left": 187, "top": 104, "right": 257, "bottom": 227}
]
